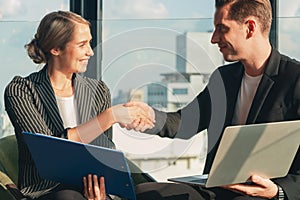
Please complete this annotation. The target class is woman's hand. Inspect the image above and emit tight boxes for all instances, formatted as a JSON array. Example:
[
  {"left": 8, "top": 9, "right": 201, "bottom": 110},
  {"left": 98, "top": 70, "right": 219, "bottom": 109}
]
[
  {"left": 112, "top": 102, "right": 155, "bottom": 130},
  {"left": 120, "top": 101, "right": 156, "bottom": 132},
  {"left": 70, "top": 102, "right": 155, "bottom": 143},
  {"left": 83, "top": 174, "right": 106, "bottom": 200}
]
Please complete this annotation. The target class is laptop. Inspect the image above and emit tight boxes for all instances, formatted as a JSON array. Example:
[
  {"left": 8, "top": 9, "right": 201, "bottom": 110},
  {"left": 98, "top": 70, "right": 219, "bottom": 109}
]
[
  {"left": 22, "top": 132, "right": 136, "bottom": 200},
  {"left": 168, "top": 120, "right": 300, "bottom": 188}
]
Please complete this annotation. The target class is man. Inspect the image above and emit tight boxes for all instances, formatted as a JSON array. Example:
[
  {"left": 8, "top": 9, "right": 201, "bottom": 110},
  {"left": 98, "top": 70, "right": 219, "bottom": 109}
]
[{"left": 128, "top": 0, "right": 300, "bottom": 199}]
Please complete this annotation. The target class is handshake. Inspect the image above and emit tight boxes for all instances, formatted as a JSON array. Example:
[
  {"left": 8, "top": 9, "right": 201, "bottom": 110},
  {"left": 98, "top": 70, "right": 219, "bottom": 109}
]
[
  {"left": 74, "top": 101, "right": 156, "bottom": 143},
  {"left": 111, "top": 101, "right": 156, "bottom": 132}
]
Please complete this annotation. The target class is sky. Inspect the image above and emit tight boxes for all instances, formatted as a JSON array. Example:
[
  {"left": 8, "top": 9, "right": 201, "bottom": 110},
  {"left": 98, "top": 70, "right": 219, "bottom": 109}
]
[{"left": 103, "top": 0, "right": 214, "bottom": 19}]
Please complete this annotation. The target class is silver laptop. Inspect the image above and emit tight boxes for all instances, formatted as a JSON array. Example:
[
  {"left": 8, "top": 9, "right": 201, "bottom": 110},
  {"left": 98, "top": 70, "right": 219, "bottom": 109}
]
[{"left": 168, "top": 120, "right": 300, "bottom": 188}]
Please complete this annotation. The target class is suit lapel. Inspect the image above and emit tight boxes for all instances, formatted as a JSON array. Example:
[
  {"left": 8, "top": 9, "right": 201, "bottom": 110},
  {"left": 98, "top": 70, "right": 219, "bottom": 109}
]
[
  {"left": 34, "top": 66, "right": 64, "bottom": 132},
  {"left": 225, "top": 63, "right": 244, "bottom": 126},
  {"left": 74, "top": 74, "right": 94, "bottom": 124},
  {"left": 34, "top": 68, "right": 96, "bottom": 129},
  {"left": 246, "top": 76, "right": 274, "bottom": 124},
  {"left": 246, "top": 48, "right": 281, "bottom": 124}
]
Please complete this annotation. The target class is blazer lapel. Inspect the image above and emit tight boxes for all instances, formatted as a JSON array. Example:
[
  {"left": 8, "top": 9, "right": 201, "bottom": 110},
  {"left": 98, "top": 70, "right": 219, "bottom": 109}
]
[
  {"left": 74, "top": 74, "right": 94, "bottom": 124},
  {"left": 246, "top": 48, "right": 281, "bottom": 124},
  {"left": 225, "top": 63, "right": 244, "bottom": 126},
  {"left": 34, "top": 66, "right": 64, "bottom": 132},
  {"left": 246, "top": 76, "right": 274, "bottom": 124}
]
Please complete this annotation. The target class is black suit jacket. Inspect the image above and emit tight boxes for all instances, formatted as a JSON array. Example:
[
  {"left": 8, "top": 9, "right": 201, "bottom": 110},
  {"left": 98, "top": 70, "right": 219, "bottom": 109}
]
[
  {"left": 4, "top": 66, "right": 114, "bottom": 198},
  {"left": 150, "top": 48, "right": 300, "bottom": 199}
]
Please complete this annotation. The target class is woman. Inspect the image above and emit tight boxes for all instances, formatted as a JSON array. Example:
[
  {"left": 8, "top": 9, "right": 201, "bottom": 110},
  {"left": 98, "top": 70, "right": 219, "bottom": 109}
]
[{"left": 4, "top": 10, "right": 153, "bottom": 200}]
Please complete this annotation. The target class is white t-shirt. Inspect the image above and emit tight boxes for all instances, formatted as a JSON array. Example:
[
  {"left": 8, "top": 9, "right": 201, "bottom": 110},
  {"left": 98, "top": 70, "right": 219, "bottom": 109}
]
[
  {"left": 232, "top": 72, "right": 263, "bottom": 125},
  {"left": 55, "top": 95, "right": 79, "bottom": 129}
]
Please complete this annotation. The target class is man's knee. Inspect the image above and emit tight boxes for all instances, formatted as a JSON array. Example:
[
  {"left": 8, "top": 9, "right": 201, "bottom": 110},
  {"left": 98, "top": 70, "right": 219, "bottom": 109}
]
[{"left": 135, "top": 182, "right": 205, "bottom": 200}]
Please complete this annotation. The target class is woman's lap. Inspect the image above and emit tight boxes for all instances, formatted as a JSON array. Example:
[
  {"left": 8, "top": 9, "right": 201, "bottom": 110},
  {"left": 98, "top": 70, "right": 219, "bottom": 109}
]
[{"left": 35, "top": 185, "right": 85, "bottom": 200}]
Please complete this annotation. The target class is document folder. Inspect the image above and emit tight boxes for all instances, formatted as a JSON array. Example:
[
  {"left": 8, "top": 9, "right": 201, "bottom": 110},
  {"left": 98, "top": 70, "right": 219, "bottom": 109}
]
[{"left": 22, "top": 131, "right": 136, "bottom": 200}]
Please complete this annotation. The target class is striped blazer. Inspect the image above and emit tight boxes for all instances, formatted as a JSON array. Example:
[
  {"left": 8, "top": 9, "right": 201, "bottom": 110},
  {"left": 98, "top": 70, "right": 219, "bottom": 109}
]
[{"left": 4, "top": 65, "right": 114, "bottom": 198}]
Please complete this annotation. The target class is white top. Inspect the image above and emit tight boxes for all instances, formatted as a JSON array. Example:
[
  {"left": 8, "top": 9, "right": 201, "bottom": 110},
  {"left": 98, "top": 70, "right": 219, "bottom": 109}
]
[
  {"left": 55, "top": 95, "right": 79, "bottom": 129},
  {"left": 232, "top": 72, "right": 263, "bottom": 125}
]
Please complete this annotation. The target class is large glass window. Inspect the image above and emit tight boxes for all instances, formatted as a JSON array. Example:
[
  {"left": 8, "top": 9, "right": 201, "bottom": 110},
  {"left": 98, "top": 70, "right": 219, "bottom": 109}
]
[
  {"left": 2, "top": 0, "right": 299, "bottom": 184},
  {"left": 0, "top": 1, "right": 69, "bottom": 138},
  {"left": 103, "top": 0, "right": 220, "bottom": 181},
  {"left": 103, "top": 0, "right": 300, "bottom": 183},
  {"left": 278, "top": 0, "right": 300, "bottom": 60}
]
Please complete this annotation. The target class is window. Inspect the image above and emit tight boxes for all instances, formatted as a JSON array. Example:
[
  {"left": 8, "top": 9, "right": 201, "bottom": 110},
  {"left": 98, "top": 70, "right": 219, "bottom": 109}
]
[
  {"left": 102, "top": 0, "right": 300, "bottom": 183},
  {"left": 2, "top": 0, "right": 297, "bottom": 185},
  {"left": 278, "top": 0, "right": 300, "bottom": 60},
  {"left": 103, "top": 0, "right": 216, "bottom": 181},
  {"left": 173, "top": 88, "right": 188, "bottom": 95},
  {"left": 0, "top": 1, "right": 69, "bottom": 138}
]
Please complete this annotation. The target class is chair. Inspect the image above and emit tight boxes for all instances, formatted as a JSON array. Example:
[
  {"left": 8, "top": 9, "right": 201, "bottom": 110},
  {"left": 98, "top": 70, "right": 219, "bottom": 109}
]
[{"left": 0, "top": 135, "right": 26, "bottom": 200}]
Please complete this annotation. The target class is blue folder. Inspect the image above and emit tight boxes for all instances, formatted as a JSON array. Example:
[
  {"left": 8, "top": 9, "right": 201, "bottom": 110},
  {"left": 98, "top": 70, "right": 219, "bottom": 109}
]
[{"left": 22, "top": 131, "right": 136, "bottom": 200}]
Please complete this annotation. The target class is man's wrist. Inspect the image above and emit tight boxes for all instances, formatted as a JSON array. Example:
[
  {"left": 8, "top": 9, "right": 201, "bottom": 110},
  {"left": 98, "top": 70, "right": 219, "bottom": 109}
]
[{"left": 274, "top": 185, "right": 285, "bottom": 200}]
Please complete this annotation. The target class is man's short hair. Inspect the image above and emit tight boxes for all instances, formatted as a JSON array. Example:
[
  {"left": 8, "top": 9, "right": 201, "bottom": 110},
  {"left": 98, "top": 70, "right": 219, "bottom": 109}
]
[{"left": 215, "top": 0, "right": 272, "bottom": 35}]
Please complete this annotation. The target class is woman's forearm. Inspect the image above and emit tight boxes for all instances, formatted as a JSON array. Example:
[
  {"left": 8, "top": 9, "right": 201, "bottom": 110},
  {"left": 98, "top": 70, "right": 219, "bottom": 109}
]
[{"left": 67, "top": 108, "right": 114, "bottom": 143}]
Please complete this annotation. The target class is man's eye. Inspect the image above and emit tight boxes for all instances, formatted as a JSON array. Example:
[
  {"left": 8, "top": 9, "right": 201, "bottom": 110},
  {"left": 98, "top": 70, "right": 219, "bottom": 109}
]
[{"left": 218, "top": 26, "right": 228, "bottom": 33}]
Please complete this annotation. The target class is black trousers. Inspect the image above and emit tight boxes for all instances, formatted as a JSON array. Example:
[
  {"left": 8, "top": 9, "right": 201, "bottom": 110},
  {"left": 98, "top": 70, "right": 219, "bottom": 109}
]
[
  {"left": 34, "top": 185, "right": 113, "bottom": 200},
  {"left": 33, "top": 182, "right": 269, "bottom": 200},
  {"left": 135, "top": 182, "right": 269, "bottom": 200},
  {"left": 33, "top": 183, "right": 269, "bottom": 200}
]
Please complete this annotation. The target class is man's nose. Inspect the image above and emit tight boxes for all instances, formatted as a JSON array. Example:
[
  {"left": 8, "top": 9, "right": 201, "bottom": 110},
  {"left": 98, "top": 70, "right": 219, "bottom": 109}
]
[{"left": 211, "top": 30, "right": 219, "bottom": 44}]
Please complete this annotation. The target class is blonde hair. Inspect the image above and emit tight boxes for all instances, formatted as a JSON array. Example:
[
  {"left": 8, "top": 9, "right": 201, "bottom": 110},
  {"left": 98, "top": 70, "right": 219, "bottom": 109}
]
[{"left": 25, "top": 10, "right": 90, "bottom": 64}]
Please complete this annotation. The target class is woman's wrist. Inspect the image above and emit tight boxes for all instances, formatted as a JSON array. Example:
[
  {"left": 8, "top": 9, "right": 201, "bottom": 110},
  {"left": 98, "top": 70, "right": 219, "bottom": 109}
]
[{"left": 98, "top": 107, "right": 115, "bottom": 126}]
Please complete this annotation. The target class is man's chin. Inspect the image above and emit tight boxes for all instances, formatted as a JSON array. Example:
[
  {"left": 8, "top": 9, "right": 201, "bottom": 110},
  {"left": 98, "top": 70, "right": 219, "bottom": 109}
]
[{"left": 223, "top": 55, "right": 238, "bottom": 63}]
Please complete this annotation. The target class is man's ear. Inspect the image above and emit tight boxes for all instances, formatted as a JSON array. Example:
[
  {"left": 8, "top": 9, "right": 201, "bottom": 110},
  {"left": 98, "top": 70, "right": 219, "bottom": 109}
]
[
  {"left": 50, "top": 47, "right": 60, "bottom": 56},
  {"left": 245, "top": 19, "right": 256, "bottom": 39}
]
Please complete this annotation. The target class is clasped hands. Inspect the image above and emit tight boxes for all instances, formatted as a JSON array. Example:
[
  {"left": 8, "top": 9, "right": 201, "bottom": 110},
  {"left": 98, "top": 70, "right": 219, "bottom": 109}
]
[{"left": 112, "top": 101, "right": 155, "bottom": 132}]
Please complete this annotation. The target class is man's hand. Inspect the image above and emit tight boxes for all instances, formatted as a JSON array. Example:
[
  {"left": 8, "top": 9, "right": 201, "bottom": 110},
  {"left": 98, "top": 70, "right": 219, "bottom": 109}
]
[
  {"left": 223, "top": 175, "right": 278, "bottom": 198},
  {"left": 111, "top": 103, "right": 155, "bottom": 129},
  {"left": 120, "top": 101, "right": 156, "bottom": 132}
]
